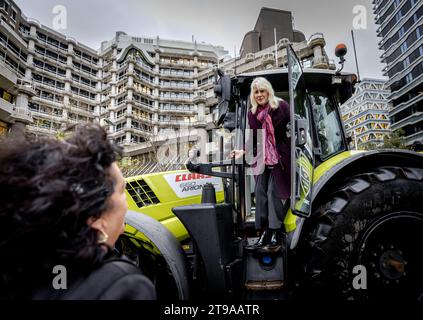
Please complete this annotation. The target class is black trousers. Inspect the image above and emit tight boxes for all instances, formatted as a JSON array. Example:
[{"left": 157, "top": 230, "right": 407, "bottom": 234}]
[{"left": 254, "top": 166, "right": 287, "bottom": 230}]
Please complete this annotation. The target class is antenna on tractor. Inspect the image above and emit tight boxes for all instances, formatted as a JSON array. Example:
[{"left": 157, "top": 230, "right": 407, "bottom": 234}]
[{"left": 351, "top": 30, "right": 361, "bottom": 82}]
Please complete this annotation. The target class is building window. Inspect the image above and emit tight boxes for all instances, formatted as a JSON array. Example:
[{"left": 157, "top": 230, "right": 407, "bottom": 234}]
[
  {"left": 406, "top": 73, "right": 413, "bottom": 83},
  {"left": 11, "top": 9, "right": 16, "bottom": 21},
  {"left": 400, "top": 42, "right": 408, "bottom": 54},
  {"left": 404, "top": 57, "right": 410, "bottom": 68}
]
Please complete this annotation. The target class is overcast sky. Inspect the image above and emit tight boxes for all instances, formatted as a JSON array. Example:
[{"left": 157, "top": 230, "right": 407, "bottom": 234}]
[{"left": 15, "top": 0, "right": 386, "bottom": 79}]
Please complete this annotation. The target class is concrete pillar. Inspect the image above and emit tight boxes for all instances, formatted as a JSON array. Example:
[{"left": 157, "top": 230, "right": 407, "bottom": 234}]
[
  {"left": 62, "top": 108, "right": 68, "bottom": 118},
  {"left": 197, "top": 103, "right": 205, "bottom": 121},
  {"left": 29, "top": 25, "right": 37, "bottom": 37},
  {"left": 197, "top": 127, "right": 208, "bottom": 163},
  {"left": 16, "top": 92, "right": 28, "bottom": 109},
  {"left": 128, "top": 75, "right": 134, "bottom": 87},
  {"left": 128, "top": 62, "right": 134, "bottom": 73},
  {"left": 24, "top": 67, "right": 32, "bottom": 82},
  {"left": 126, "top": 131, "right": 131, "bottom": 144},
  {"left": 9, "top": 122, "right": 26, "bottom": 138},
  {"left": 66, "top": 69, "right": 72, "bottom": 79},
  {"left": 28, "top": 39, "right": 35, "bottom": 52}
]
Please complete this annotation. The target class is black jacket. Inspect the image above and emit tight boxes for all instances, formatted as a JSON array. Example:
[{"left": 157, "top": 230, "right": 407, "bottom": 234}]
[{"left": 32, "top": 257, "right": 156, "bottom": 300}]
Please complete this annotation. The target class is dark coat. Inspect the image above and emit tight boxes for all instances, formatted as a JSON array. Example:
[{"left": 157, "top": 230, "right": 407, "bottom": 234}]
[
  {"left": 32, "top": 257, "right": 156, "bottom": 300},
  {"left": 247, "top": 100, "right": 291, "bottom": 200}
]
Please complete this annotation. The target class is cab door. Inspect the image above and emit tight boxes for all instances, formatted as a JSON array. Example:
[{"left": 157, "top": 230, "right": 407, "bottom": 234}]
[{"left": 287, "top": 44, "right": 315, "bottom": 218}]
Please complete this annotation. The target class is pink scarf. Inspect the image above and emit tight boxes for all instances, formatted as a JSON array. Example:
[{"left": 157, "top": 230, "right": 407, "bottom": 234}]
[{"left": 256, "top": 104, "right": 280, "bottom": 165}]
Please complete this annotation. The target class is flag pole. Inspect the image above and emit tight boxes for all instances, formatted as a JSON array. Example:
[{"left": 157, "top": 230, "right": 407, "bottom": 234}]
[{"left": 274, "top": 27, "right": 278, "bottom": 67}]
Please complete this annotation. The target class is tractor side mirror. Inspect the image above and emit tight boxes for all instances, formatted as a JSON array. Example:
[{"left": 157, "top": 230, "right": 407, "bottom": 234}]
[
  {"left": 214, "top": 69, "right": 232, "bottom": 126},
  {"left": 222, "top": 112, "right": 236, "bottom": 131}
]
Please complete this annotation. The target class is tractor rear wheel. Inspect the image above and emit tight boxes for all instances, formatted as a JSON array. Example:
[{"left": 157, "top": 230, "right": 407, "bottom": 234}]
[{"left": 302, "top": 166, "right": 423, "bottom": 300}]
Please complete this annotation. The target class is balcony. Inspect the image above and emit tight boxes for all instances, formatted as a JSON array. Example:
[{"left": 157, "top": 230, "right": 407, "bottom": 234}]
[
  {"left": 29, "top": 108, "right": 63, "bottom": 121},
  {"left": 389, "top": 93, "right": 423, "bottom": 116},
  {"left": 130, "top": 98, "right": 154, "bottom": 109},
  {"left": 134, "top": 59, "right": 156, "bottom": 73},
  {"left": 0, "top": 97, "right": 14, "bottom": 119},
  {"left": 128, "top": 126, "right": 153, "bottom": 135},
  {"left": 159, "top": 107, "right": 194, "bottom": 115},
  {"left": 389, "top": 73, "right": 423, "bottom": 101},
  {"left": 261, "top": 53, "right": 275, "bottom": 68},
  {"left": 159, "top": 70, "right": 194, "bottom": 79},
  {"left": 245, "top": 53, "right": 255, "bottom": 63},
  {"left": 68, "top": 105, "right": 95, "bottom": 117},
  {"left": 386, "top": 55, "right": 423, "bottom": 87},
  {"left": 131, "top": 113, "right": 155, "bottom": 124},
  {"left": 391, "top": 111, "right": 423, "bottom": 130},
  {"left": 36, "top": 36, "right": 69, "bottom": 55},
  {"left": 32, "top": 96, "right": 64, "bottom": 108},
  {"left": 158, "top": 120, "right": 194, "bottom": 127},
  {"left": 33, "top": 80, "right": 65, "bottom": 95},
  {"left": 27, "top": 125, "right": 58, "bottom": 135},
  {"left": 12, "top": 106, "right": 33, "bottom": 123},
  {"left": 159, "top": 82, "right": 194, "bottom": 91},
  {"left": 0, "top": 58, "right": 18, "bottom": 86}
]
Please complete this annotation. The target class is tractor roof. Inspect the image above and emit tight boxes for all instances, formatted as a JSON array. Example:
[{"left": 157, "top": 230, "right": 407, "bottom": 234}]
[{"left": 237, "top": 67, "right": 355, "bottom": 79}]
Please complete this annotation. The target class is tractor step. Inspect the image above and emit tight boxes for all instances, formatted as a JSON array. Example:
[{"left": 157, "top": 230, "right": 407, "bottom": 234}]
[
  {"left": 245, "top": 280, "right": 284, "bottom": 291},
  {"left": 245, "top": 244, "right": 283, "bottom": 253}
]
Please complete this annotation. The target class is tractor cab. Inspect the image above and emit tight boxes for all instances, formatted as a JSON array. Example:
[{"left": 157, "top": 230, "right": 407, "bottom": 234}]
[{"left": 188, "top": 44, "right": 357, "bottom": 224}]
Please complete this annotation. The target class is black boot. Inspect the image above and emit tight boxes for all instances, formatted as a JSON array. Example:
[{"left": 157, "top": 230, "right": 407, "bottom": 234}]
[
  {"left": 267, "top": 229, "right": 282, "bottom": 247},
  {"left": 254, "top": 229, "right": 269, "bottom": 247}
]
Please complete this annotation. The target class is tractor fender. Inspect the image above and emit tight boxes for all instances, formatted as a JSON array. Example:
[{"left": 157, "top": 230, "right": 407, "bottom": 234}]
[
  {"left": 312, "top": 149, "right": 423, "bottom": 206},
  {"left": 125, "top": 210, "right": 190, "bottom": 300}
]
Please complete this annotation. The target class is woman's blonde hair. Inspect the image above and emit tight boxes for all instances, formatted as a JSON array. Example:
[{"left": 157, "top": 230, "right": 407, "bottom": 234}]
[{"left": 249, "top": 77, "right": 282, "bottom": 114}]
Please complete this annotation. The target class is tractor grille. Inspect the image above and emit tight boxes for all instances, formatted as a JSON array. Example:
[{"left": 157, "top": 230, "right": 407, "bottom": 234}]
[{"left": 126, "top": 179, "right": 160, "bottom": 208}]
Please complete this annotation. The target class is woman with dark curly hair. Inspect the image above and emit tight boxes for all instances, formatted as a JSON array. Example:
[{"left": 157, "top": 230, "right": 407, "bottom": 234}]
[{"left": 0, "top": 124, "right": 156, "bottom": 300}]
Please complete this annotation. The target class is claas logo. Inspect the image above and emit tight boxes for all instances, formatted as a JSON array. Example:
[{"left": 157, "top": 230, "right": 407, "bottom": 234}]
[{"left": 175, "top": 173, "right": 212, "bottom": 182}]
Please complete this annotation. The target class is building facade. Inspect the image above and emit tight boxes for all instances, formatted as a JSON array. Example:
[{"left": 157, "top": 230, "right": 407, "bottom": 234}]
[
  {"left": 1, "top": 0, "right": 333, "bottom": 164},
  {"left": 373, "top": 0, "right": 423, "bottom": 145},
  {"left": 239, "top": 7, "right": 306, "bottom": 58},
  {"left": 340, "top": 79, "right": 391, "bottom": 149}
]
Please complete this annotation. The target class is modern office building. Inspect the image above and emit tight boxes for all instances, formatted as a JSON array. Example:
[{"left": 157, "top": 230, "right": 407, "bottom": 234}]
[
  {"left": 340, "top": 78, "right": 391, "bottom": 149},
  {"left": 0, "top": 0, "right": 333, "bottom": 164},
  {"left": 373, "top": 0, "right": 423, "bottom": 145}
]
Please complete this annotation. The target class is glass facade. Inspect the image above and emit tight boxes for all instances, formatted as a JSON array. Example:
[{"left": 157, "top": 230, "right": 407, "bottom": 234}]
[{"left": 374, "top": 0, "right": 423, "bottom": 144}]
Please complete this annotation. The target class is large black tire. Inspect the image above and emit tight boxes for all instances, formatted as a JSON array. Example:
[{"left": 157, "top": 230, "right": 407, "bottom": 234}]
[{"left": 302, "top": 166, "right": 423, "bottom": 300}]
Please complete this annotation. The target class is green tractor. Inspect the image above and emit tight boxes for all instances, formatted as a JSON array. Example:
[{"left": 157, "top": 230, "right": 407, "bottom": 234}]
[{"left": 119, "top": 44, "right": 423, "bottom": 300}]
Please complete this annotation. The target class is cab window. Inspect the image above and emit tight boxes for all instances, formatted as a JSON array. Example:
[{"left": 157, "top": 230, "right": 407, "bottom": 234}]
[{"left": 309, "top": 92, "right": 346, "bottom": 159}]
